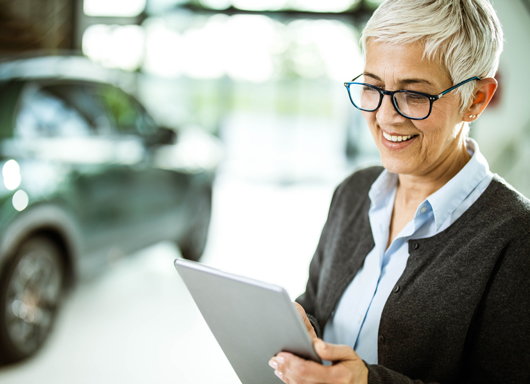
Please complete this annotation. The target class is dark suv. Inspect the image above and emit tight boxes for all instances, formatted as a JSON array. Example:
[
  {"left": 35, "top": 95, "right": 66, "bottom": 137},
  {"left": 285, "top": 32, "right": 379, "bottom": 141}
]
[{"left": 0, "top": 56, "right": 221, "bottom": 364}]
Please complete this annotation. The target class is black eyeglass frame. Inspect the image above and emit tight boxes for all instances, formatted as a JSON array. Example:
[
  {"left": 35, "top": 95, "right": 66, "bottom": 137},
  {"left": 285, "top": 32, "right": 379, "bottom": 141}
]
[{"left": 344, "top": 74, "right": 481, "bottom": 120}]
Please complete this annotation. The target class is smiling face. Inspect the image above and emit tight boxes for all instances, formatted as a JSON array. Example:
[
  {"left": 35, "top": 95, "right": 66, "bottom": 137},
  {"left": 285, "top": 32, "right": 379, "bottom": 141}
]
[{"left": 362, "top": 41, "right": 470, "bottom": 178}]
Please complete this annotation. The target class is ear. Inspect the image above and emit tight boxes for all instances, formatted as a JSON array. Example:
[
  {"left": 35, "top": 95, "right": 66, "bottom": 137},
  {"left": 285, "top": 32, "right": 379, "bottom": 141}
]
[{"left": 463, "top": 77, "right": 498, "bottom": 122}]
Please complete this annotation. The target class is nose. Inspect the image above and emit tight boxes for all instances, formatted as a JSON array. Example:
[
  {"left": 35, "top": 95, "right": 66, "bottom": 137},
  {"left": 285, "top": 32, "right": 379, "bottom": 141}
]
[{"left": 376, "top": 94, "right": 407, "bottom": 125}]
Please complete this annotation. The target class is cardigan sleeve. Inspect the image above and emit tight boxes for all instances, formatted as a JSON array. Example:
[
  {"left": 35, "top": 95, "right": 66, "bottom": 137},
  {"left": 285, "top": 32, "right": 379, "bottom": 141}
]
[
  {"left": 296, "top": 166, "right": 382, "bottom": 343},
  {"left": 295, "top": 180, "right": 344, "bottom": 333}
]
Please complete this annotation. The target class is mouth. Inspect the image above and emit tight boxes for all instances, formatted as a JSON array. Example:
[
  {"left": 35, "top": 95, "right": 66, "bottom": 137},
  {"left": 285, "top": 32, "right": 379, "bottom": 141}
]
[{"left": 382, "top": 131, "right": 418, "bottom": 143}]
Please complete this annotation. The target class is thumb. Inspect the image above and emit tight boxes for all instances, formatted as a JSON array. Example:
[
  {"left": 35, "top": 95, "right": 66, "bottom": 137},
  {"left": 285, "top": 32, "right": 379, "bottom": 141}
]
[{"left": 313, "top": 339, "right": 358, "bottom": 362}]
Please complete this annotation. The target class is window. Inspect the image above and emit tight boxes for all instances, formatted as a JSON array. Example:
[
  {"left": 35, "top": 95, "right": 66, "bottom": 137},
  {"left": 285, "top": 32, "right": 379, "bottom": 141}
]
[
  {"left": 87, "top": 84, "right": 158, "bottom": 136},
  {"left": 15, "top": 83, "right": 94, "bottom": 139}
]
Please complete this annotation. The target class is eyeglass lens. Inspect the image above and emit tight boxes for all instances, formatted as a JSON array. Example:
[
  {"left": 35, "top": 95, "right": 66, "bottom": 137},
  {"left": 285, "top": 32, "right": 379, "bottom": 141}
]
[{"left": 348, "top": 83, "right": 431, "bottom": 119}]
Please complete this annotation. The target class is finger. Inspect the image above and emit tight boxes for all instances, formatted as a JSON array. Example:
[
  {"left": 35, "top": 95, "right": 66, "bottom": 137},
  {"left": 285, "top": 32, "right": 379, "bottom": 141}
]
[
  {"left": 294, "top": 302, "right": 306, "bottom": 318},
  {"left": 313, "top": 339, "right": 359, "bottom": 362},
  {"left": 269, "top": 357, "right": 293, "bottom": 384},
  {"left": 293, "top": 302, "right": 318, "bottom": 339},
  {"left": 275, "top": 352, "right": 333, "bottom": 383}
]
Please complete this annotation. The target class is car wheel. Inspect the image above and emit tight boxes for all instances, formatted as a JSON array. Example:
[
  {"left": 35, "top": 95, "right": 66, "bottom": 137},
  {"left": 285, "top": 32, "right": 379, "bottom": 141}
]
[
  {"left": 0, "top": 236, "right": 65, "bottom": 364},
  {"left": 178, "top": 189, "right": 212, "bottom": 261}
]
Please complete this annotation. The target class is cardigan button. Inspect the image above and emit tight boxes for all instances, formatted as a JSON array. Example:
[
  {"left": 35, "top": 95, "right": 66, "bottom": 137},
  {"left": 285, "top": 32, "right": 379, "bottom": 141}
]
[
  {"left": 413, "top": 242, "right": 419, "bottom": 250},
  {"left": 379, "top": 335, "right": 386, "bottom": 344},
  {"left": 394, "top": 285, "right": 401, "bottom": 293}
]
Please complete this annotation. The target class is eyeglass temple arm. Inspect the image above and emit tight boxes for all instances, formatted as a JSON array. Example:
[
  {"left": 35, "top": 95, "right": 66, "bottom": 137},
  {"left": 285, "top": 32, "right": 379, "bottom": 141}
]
[
  {"left": 438, "top": 76, "right": 481, "bottom": 98},
  {"left": 350, "top": 74, "right": 363, "bottom": 82}
]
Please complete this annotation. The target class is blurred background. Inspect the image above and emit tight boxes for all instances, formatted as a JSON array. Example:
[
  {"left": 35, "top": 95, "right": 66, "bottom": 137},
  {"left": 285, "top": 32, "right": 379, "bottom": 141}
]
[{"left": 0, "top": 0, "right": 529, "bottom": 383}]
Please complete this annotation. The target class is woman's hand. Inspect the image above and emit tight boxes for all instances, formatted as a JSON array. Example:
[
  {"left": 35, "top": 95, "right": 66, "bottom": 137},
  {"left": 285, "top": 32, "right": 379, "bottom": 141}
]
[
  {"left": 269, "top": 339, "right": 369, "bottom": 384},
  {"left": 294, "top": 302, "right": 318, "bottom": 340}
]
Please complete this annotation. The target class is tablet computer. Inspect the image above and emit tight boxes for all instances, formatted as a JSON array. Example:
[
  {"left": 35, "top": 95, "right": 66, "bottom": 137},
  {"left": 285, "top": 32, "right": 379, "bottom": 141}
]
[{"left": 174, "top": 258, "right": 321, "bottom": 384}]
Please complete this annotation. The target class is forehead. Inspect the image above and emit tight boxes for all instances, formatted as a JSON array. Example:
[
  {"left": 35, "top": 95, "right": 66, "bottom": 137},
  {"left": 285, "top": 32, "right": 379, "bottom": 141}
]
[{"left": 364, "top": 41, "right": 451, "bottom": 87}]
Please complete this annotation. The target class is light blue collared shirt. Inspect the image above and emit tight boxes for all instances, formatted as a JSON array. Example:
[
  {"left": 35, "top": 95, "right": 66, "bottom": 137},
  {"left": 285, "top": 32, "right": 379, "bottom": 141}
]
[{"left": 323, "top": 138, "right": 493, "bottom": 364}]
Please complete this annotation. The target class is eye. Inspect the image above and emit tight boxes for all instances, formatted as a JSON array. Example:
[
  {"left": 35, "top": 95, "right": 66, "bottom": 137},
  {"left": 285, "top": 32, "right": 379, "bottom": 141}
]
[
  {"left": 363, "top": 85, "right": 379, "bottom": 93},
  {"left": 403, "top": 92, "right": 428, "bottom": 103},
  {"left": 408, "top": 93, "right": 425, "bottom": 100}
]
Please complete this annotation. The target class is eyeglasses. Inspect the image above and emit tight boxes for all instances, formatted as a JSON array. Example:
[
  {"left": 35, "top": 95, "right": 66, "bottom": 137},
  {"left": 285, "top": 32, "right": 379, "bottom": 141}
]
[{"left": 344, "top": 74, "right": 481, "bottom": 120}]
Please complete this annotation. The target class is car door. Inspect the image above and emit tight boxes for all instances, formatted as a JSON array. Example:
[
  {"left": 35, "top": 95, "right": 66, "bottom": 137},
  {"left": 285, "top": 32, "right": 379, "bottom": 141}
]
[
  {"left": 86, "top": 83, "right": 190, "bottom": 245},
  {"left": 12, "top": 80, "right": 141, "bottom": 258}
]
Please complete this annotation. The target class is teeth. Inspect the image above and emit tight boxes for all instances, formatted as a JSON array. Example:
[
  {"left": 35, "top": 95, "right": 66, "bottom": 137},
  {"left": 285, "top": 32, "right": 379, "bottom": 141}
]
[{"left": 383, "top": 132, "right": 415, "bottom": 143}]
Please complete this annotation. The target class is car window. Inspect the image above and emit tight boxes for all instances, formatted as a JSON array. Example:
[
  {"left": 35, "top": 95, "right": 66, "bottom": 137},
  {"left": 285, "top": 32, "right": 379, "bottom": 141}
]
[
  {"left": 15, "top": 83, "right": 94, "bottom": 139},
  {"left": 88, "top": 84, "right": 158, "bottom": 137},
  {"left": 42, "top": 82, "right": 114, "bottom": 136}
]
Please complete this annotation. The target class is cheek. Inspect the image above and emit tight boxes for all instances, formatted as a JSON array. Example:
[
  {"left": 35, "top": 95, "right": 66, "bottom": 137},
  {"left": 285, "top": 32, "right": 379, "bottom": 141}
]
[
  {"left": 420, "top": 102, "right": 462, "bottom": 139},
  {"left": 431, "top": 98, "right": 463, "bottom": 127},
  {"left": 414, "top": 120, "right": 459, "bottom": 161},
  {"left": 430, "top": 101, "right": 448, "bottom": 116}
]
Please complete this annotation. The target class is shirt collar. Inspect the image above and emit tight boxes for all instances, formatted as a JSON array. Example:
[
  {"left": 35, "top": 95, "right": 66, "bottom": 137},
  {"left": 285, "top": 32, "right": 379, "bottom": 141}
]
[
  {"left": 369, "top": 168, "right": 398, "bottom": 207},
  {"left": 425, "top": 137, "right": 491, "bottom": 231}
]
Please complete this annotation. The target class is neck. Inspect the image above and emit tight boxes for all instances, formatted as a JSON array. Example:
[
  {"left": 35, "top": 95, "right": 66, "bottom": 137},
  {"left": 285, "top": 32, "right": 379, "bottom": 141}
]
[{"left": 396, "top": 137, "right": 471, "bottom": 206}]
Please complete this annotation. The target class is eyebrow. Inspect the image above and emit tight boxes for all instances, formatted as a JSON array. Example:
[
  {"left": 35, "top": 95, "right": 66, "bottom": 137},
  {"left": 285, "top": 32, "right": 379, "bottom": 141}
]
[{"left": 363, "top": 72, "right": 435, "bottom": 87}]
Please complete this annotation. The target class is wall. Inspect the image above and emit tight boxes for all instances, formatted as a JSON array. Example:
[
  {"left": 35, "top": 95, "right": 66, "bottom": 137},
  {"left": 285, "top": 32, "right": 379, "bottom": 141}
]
[{"left": 473, "top": 0, "right": 530, "bottom": 195}]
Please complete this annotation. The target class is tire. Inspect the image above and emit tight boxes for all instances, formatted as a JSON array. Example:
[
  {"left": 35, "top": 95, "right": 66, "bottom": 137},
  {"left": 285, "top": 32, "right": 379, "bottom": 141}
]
[
  {"left": 178, "top": 189, "right": 212, "bottom": 262},
  {"left": 0, "top": 236, "right": 65, "bottom": 364}
]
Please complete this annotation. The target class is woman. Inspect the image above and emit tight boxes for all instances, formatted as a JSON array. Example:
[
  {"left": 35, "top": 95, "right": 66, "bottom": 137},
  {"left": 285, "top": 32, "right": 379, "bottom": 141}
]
[{"left": 269, "top": 0, "right": 530, "bottom": 383}]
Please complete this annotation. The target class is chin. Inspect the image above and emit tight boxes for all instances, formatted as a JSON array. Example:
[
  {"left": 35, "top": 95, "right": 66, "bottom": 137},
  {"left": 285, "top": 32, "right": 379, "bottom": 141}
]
[{"left": 380, "top": 158, "right": 416, "bottom": 176}]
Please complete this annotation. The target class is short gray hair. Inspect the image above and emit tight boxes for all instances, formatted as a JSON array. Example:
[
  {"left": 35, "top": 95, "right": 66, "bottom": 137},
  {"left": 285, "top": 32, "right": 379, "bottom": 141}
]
[{"left": 361, "top": 0, "right": 504, "bottom": 111}]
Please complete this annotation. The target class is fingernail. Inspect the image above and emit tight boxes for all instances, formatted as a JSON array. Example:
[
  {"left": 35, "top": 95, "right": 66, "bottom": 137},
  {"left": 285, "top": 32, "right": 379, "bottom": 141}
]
[
  {"left": 274, "top": 370, "right": 283, "bottom": 379},
  {"left": 269, "top": 360, "right": 278, "bottom": 369},
  {"left": 276, "top": 356, "right": 285, "bottom": 364}
]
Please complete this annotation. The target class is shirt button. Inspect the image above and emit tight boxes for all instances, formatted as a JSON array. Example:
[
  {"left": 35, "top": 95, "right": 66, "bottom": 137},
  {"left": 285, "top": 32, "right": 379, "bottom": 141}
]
[
  {"left": 420, "top": 206, "right": 427, "bottom": 213},
  {"left": 379, "top": 335, "right": 386, "bottom": 344},
  {"left": 394, "top": 285, "right": 401, "bottom": 293}
]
